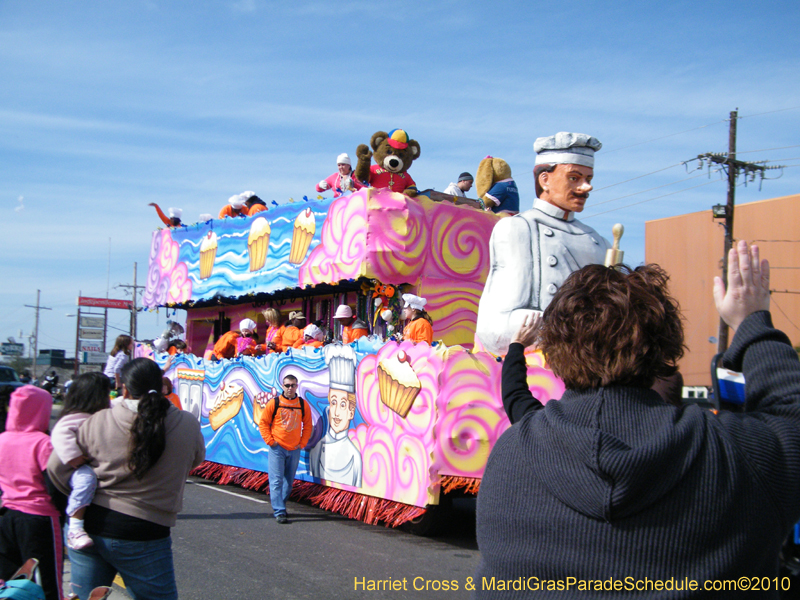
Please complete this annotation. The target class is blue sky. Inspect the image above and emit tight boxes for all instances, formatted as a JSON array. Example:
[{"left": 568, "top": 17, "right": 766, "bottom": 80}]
[{"left": 2, "top": 0, "right": 799, "bottom": 358}]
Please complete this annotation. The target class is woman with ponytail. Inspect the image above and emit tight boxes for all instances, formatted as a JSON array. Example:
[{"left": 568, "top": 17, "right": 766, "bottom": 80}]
[{"left": 48, "top": 358, "right": 205, "bottom": 600}]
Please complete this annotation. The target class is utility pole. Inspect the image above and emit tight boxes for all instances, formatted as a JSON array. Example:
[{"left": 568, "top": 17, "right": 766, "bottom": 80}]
[
  {"left": 24, "top": 289, "right": 52, "bottom": 380},
  {"left": 697, "top": 109, "right": 784, "bottom": 353},
  {"left": 118, "top": 262, "right": 145, "bottom": 339}
]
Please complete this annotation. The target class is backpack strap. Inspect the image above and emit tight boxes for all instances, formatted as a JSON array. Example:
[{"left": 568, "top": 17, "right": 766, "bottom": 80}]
[{"left": 271, "top": 395, "right": 305, "bottom": 421}]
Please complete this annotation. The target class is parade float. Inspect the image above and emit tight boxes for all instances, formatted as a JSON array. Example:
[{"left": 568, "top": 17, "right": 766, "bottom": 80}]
[{"left": 140, "top": 186, "right": 566, "bottom": 531}]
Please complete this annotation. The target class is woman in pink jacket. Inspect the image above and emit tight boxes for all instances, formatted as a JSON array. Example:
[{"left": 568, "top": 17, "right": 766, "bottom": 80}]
[{"left": 316, "top": 153, "right": 364, "bottom": 197}]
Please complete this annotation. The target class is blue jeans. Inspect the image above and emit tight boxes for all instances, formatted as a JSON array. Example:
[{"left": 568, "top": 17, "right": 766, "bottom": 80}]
[
  {"left": 268, "top": 444, "right": 300, "bottom": 517},
  {"left": 67, "top": 535, "right": 176, "bottom": 600}
]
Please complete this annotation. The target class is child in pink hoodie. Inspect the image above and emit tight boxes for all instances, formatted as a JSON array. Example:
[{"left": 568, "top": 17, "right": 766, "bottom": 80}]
[{"left": 0, "top": 385, "right": 63, "bottom": 600}]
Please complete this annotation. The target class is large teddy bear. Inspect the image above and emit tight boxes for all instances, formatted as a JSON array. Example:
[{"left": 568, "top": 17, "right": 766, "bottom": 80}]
[
  {"left": 355, "top": 129, "right": 420, "bottom": 197},
  {"left": 475, "top": 155, "right": 519, "bottom": 213}
]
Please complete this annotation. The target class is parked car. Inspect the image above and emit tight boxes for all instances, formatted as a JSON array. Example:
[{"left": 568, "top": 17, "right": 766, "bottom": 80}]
[{"left": 0, "top": 366, "right": 24, "bottom": 394}]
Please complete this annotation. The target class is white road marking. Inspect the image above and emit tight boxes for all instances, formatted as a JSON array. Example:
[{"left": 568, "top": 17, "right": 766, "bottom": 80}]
[{"left": 190, "top": 481, "right": 270, "bottom": 504}]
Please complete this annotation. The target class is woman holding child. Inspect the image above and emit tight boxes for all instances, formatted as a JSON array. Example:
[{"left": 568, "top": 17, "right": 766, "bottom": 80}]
[{"left": 49, "top": 358, "right": 205, "bottom": 600}]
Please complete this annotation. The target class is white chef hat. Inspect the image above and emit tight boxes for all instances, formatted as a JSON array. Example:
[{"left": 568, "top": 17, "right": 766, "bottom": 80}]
[
  {"left": 228, "top": 194, "right": 246, "bottom": 209},
  {"left": 324, "top": 344, "right": 357, "bottom": 393},
  {"left": 402, "top": 293, "right": 427, "bottom": 311},
  {"left": 304, "top": 323, "right": 323, "bottom": 341},
  {"left": 168, "top": 207, "right": 182, "bottom": 219},
  {"left": 534, "top": 132, "right": 602, "bottom": 168},
  {"left": 239, "top": 318, "right": 257, "bottom": 334},
  {"left": 337, "top": 153, "right": 351, "bottom": 166}
]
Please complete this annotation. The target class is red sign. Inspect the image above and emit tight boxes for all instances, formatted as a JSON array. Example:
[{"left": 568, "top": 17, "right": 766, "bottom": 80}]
[{"left": 78, "top": 296, "right": 132, "bottom": 310}]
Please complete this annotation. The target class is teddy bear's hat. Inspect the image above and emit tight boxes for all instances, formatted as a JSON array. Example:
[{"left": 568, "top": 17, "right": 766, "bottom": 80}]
[{"left": 387, "top": 129, "right": 410, "bottom": 150}]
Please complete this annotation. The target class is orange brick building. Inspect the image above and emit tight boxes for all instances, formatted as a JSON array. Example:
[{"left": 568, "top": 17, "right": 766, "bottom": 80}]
[{"left": 646, "top": 193, "right": 800, "bottom": 386}]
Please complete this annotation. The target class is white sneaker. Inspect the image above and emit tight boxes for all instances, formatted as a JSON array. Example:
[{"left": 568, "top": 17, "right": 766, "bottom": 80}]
[{"left": 67, "top": 529, "right": 94, "bottom": 550}]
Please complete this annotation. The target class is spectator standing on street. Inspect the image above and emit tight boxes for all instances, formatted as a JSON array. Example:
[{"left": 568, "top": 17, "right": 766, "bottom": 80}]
[
  {"left": 442, "top": 172, "right": 474, "bottom": 197},
  {"left": 162, "top": 377, "right": 181, "bottom": 410},
  {"left": 0, "top": 385, "right": 64, "bottom": 600},
  {"left": 50, "top": 373, "right": 111, "bottom": 551},
  {"left": 48, "top": 358, "right": 205, "bottom": 600},
  {"left": 258, "top": 374, "right": 312, "bottom": 524},
  {"left": 475, "top": 241, "right": 800, "bottom": 597},
  {"left": 103, "top": 334, "right": 132, "bottom": 393}
]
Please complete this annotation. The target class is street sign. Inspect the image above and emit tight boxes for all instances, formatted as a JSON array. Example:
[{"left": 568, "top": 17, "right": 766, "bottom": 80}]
[
  {"left": 79, "top": 342, "right": 103, "bottom": 353},
  {"left": 80, "top": 316, "right": 105, "bottom": 328},
  {"left": 78, "top": 297, "right": 132, "bottom": 310},
  {"left": 82, "top": 351, "right": 108, "bottom": 365},
  {"left": 0, "top": 342, "right": 24, "bottom": 356},
  {"left": 79, "top": 328, "right": 104, "bottom": 340}
]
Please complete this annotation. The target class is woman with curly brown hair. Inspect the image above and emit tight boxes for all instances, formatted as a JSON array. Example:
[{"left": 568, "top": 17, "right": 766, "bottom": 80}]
[{"left": 476, "top": 242, "right": 800, "bottom": 598}]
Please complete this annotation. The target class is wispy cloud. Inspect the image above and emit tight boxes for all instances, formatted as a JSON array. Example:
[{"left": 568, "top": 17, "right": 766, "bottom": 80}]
[{"left": 14, "top": 196, "right": 24, "bottom": 212}]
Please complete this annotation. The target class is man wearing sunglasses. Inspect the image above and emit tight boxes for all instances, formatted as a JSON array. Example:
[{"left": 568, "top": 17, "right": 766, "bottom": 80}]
[{"left": 258, "top": 374, "right": 312, "bottom": 524}]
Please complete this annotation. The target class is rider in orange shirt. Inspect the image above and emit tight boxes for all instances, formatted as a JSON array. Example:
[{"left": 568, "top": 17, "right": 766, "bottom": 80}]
[
  {"left": 218, "top": 194, "right": 250, "bottom": 219},
  {"left": 281, "top": 311, "right": 306, "bottom": 351},
  {"left": 298, "top": 324, "right": 325, "bottom": 349},
  {"left": 401, "top": 294, "right": 433, "bottom": 345},
  {"left": 243, "top": 191, "right": 268, "bottom": 215},
  {"left": 333, "top": 305, "right": 368, "bottom": 344}
]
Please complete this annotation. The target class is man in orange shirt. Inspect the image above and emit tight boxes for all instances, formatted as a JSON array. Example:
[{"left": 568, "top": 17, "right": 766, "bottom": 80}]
[
  {"left": 243, "top": 191, "right": 268, "bottom": 215},
  {"left": 281, "top": 311, "right": 306, "bottom": 351},
  {"left": 258, "top": 374, "right": 312, "bottom": 524},
  {"left": 333, "top": 305, "right": 368, "bottom": 344},
  {"left": 218, "top": 194, "right": 250, "bottom": 219}
]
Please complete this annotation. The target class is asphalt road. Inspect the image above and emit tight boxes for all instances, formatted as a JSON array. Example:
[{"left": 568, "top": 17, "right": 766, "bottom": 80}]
[
  {"left": 66, "top": 476, "right": 481, "bottom": 599},
  {"left": 51, "top": 405, "right": 482, "bottom": 599},
  {"left": 170, "top": 478, "right": 481, "bottom": 599}
]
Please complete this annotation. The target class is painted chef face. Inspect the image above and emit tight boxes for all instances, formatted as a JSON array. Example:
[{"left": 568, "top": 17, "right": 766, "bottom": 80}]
[
  {"left": 328, "top": 388, "right": 355, "bottom": 434},
  {"left": 539, "top": 164, "right": 594, "bottom": 214}
]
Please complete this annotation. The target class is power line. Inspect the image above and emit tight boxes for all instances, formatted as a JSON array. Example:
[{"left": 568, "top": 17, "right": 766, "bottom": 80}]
[
  {"left": 591, "top": 170, "right": 713, "bottom": 208},
  {"left": 739, "top": 106, "right": 800, "bottom": 119},
  {"left": 736, "top": 145, "right": 800, "bottom": 155},
  {"left": 583, "top": 179, "right": 720, "bottom": 219},
  {"left": 602, "top": 120, "right": 727, "bottom": 155},
  {"left": 770, "top": 296, "right": 800, "bottom": 332},
  {"left": 593, "top": 163, "right": 684, "bottom": 192}
]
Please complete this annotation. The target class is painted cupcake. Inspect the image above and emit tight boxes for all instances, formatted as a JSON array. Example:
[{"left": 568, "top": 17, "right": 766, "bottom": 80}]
[
  {"left": 377, "top": 350, "right": 422, "bottom": 418},
  {"left": 289, "top": 208, "right": 316, "bottom": 264},
  {"left": 248, "top": 217, "right": 271, "bottom": 272},
  {"left": 199, "top": 231, "right": 218, "bottom": 280}
]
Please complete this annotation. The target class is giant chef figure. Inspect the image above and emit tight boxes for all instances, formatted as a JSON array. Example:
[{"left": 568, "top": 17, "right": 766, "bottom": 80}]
[
  {"left": 309, "top": 344, "right": 363, "bottom": 487},
  {"left": 476, "top": 132, "right": 611, "bottom": 355}
]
